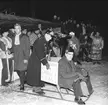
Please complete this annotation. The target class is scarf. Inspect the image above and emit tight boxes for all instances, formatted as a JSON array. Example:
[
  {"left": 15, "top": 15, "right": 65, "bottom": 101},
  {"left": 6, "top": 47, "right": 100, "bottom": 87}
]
[{"left": 14, "top": 33, "right": 21, "bottom": 45}]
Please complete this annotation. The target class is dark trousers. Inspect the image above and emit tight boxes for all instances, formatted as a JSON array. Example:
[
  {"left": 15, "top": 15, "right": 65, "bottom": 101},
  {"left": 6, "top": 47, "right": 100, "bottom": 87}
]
[
  {"left": 73, "top": 76, "right": 93, "bottom": 98},
  {"left": 16, "top": 70, "right": 26, "bottom": 86},
  {"left": 60, "top": 46, "right": 67, "bottom": 57},
  {"left": 73, "top": 79, "right": 82, "bottom": 98},
  {"left": 1, "top": 58, "right": 12, "bottom": 85}
]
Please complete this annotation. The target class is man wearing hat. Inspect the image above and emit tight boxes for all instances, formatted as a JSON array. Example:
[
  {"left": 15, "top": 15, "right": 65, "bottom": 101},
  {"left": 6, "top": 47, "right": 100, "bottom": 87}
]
[{"left": 26, "top": 31, "right": 52, "bottom": 95}]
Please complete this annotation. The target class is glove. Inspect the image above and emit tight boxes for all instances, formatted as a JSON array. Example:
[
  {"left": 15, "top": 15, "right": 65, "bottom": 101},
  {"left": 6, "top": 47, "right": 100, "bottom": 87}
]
[
  {"left": 46, "top": 63, "right": 50, "bottom": 70},
  {"left": 77, "top": 72, "right": 86, "bottom": 81}
]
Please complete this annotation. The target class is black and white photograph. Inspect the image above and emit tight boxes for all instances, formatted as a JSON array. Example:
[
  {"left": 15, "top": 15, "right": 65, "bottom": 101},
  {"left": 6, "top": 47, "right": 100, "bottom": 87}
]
[{"left": 0, "top": 0, "right": 108, "bottom": 105}]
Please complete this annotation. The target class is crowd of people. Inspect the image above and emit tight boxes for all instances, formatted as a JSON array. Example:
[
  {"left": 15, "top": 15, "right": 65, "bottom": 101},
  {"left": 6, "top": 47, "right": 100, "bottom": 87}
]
[
  {"left": 58, "top": 18, "right": 104, "bottom": 63},
  {"left": 0, "top": 20, "right": 104, "bottom": 104}
]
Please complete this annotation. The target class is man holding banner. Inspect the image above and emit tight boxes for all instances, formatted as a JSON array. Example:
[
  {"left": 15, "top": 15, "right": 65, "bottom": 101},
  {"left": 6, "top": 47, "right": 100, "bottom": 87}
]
[{"left": 26, "top": 31, "right": 52, "bottom": 95}]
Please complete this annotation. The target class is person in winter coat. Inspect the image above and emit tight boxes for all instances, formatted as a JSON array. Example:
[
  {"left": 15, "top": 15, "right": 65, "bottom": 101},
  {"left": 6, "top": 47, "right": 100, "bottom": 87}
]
[
  {"left": 11, "top": 23, "right": 30, "bottom": 90},
  {"left": 26, "top": 31, "right": 52, "bottom": 95},
  {"left": 58, "top": 47, "right": 93, "bottom": 104},
  {"left": 0, "top": 32, "right": 13, "bottom": 86}
]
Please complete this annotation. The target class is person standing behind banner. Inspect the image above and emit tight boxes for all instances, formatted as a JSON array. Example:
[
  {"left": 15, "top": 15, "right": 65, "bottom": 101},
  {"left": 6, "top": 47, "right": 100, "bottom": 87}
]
[
  {"left": 0, "top": 32, "right": 13, "bottom": 86},
  {"left": 26, "top": 32, "right": 52, "bottom": 95},
  {"left": 11, "top": 23, "right": 30, "bottom": 91}
]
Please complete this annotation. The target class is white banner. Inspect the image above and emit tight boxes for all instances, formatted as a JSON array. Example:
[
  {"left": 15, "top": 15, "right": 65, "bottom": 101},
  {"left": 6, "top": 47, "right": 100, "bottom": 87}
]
[
  {"left": 0, "top": 59, "right": 3, "bottom": 85},
  {"left": 41, "top": 57, "right": 61, "bottom": 85}
]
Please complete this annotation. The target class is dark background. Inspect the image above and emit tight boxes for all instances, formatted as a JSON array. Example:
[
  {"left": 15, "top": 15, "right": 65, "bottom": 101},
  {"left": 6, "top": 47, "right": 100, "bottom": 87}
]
[
  {"left": 0, "top": 0, "right": 108, "bottom": 56},
  {"left": 0, "top": 0, "right": 108, "bottom": 24}
]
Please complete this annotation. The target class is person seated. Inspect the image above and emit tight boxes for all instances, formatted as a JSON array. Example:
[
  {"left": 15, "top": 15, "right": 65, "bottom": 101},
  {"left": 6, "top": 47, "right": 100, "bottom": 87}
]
[{"left": 58, "top": 47, "right": 93, "bottom": 104}]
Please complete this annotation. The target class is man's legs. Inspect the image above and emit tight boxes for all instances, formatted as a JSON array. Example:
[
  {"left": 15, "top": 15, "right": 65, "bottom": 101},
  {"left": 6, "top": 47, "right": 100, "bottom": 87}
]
[
  {"left": 73, "top": 79, "right": 85, "bottom": 104},
  {"left": 85, "top": 76, "right": 93, "bottom": 95},
  {"left": 20, "top": 71, "right": 26, "bottom": 90},
  {"left": 73, "top": 79, "right": 82, "bottom": 98},
  {"left": 8, "top": 59, "right": 13, "bottom": 83},
  {"left": 1, "top": 59, "right": 8, "bottom": 86},
  {"left": 16, "top": 70, "right": 26, "bottom": 90}
]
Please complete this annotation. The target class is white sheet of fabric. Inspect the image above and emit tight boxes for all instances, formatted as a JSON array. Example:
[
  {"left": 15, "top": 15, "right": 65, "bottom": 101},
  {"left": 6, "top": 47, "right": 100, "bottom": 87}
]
[
  {"left": 0, "top": 59, "right": 3, "bottom": 85},
  {"left": 14, "top": 33, "right": 21, "bottom": 45}
]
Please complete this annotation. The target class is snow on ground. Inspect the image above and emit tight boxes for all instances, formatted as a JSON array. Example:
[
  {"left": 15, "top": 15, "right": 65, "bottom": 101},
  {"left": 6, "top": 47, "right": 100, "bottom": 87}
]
[{"left": 0, "top": 61, "right": 108, "bottom": 105}]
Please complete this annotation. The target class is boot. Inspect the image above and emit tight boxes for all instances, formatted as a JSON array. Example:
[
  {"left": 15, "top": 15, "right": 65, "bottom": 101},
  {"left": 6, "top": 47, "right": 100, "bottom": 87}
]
[
  {"left": 74, "top": 97, "right": 85, "bottom": 104},
  {"left": 19, "top": 71, "right": 25, "bottom": 91},
  {"left": 32, "top": 87, "right": 45, "bottom": 95},
  {"left": 20, "top": 85, "right": 24, "bottom": 91}
]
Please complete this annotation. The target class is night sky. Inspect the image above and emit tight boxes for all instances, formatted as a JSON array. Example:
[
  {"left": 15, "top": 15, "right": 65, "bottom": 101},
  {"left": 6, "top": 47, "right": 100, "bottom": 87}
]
[{"left": 0, "top": 0, "right": 108, "bottom": 26}]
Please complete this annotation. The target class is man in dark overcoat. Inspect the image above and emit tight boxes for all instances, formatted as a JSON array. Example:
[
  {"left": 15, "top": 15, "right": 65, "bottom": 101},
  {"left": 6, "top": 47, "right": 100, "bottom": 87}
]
[
  {"left": 26, "top": 31, "right": 52, "bottom": 95},
  {"left": 58, "top": 47, "right": 93, "bottom": 104},
  {"left": 11, "top": 23, "right": 30, "bottom": 90}
]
